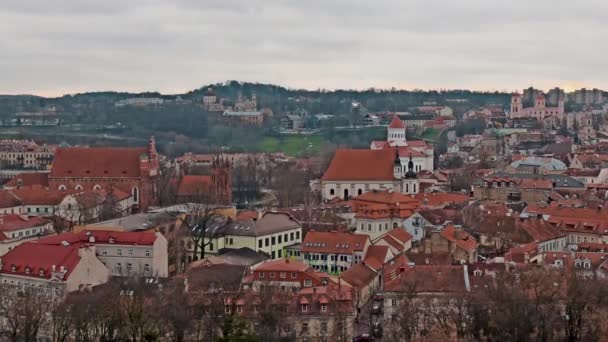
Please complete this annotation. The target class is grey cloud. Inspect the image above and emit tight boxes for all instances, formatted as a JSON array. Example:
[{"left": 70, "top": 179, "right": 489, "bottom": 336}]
[{"left": 1, "top": 0, "right": 607, "bottom": 95}]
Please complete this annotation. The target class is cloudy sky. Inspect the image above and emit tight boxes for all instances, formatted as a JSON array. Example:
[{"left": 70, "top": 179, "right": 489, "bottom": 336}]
[{"left": 1, "top": 0, "right": 607, "bottom": 96}]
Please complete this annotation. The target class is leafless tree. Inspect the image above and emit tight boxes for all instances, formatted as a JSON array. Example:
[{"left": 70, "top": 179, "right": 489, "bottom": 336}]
[{"left": 0, "top": 285, "right": 51, "bottom": 342}]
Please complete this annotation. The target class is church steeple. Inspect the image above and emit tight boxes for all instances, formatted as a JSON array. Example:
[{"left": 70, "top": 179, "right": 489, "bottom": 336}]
[{"left": 405, "top": 154, "right": 417, "bottom": 179}]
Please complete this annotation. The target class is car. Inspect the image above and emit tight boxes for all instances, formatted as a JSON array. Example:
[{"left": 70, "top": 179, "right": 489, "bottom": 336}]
[
  {"left": 353, "top": 334, "right": 371, "bottom": 342},
  {"left": 372, "top": 321, "right": 384, "bottom": 338},
  {"left": 371, "top": 302, "right": 383, "bottom": 315}
]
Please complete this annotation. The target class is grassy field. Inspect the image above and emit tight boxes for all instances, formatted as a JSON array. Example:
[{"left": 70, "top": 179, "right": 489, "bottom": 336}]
[
  {"left": 419, "top": 128, "right": 441, "bottom": 142},
  {"left": 256, "top": 135, "right": 325, "bottom": 157}
]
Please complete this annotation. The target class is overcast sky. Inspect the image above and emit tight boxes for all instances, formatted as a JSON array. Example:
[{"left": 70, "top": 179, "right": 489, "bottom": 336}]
[{"left": 1, "top": 0, "right": 607, "bottom": 96}]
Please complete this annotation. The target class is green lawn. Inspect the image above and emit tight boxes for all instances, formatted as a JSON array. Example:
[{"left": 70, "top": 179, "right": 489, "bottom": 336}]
[
  {"left": 256, "top": 135, "right": 325, "bottom": 157},
  {"left": 420, "top": 128, "right": 441, "bottom": 142}
]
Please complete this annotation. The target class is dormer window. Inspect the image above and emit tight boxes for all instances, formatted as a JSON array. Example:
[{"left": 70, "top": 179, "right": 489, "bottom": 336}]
[
  {"left": 109, "top": 237, "right": 115, "bottom": 244},
  {"left": 555, "top": 260, "right": 563, "bottom": 267},
  {"left": 301, "top": 304, "right": 308, "bottom": 312},
  {"left": 473, "top": 269, "right": 482, "bottom": 276},
  {"left": 574, "top": 260, "right": 581, "bottom": 268},
  {"left": 39, "top": 268, "right": 45, "bottom": 277},
  {"left": 10, "top": 265, "right": 16, "bottom": 272},
  {"left": 24, "top": 266, "right": 30, "bottom": 274},
  {"left": 583, "top": 260, "right": 591, "bottom": 269}
]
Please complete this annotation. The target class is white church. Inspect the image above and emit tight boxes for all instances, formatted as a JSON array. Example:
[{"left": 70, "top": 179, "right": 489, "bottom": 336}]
[{"left": 316, "top": 116, "right": 433, "bottom": 201}]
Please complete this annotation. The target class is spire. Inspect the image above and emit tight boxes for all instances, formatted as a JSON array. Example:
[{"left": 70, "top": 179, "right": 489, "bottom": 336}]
[
  {"left": 394, "top": 148, "right": 401, "bottom": 165},
  {"left": 405, "top": 154, "right": 417, "bottom": 179},
  {"left": 408, "top": 154, "right": 414, "bottom": 172}
]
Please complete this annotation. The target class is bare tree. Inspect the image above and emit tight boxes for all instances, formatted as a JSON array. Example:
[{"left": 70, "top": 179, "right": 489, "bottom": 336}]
[{"left": 0, "top": 285, "right": 51, "bottom": 342}]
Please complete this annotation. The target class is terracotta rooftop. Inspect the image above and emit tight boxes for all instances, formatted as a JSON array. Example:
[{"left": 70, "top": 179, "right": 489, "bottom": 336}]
[
  {"left": 0, "top": 242, "right": 81, "bottom": 280},
  {"left": 340, "top": 263, "right": 377, "bottom": 288},
  {"left": 363, "top": 245, "right": 392, "bottom": 271},
  {"left": 0, "top": 214, "right": 50, "bottom": 232},
  {"left": 0, "top": 190, "right": 22, "bottom": 208},
  {"left": 9, "top": 185, "right": 66, "bottom": 205},
  {"left": 414, "top": 192, "right": 469, "bottom": 207},
  {"left": 254, "top": 258, "right": 310, "bottom": 273},
  {"left": 36, "top": 230, "right": 157, "bottom": 246},
  {"left": 4, "top": 173, "right": 49, "bottom": 188},
  {"left": 321, "top": 149, "right": 396, "bottom": 181},
  {"left": 384, "top": 265, "right": 469, "bottom": 293},
  {"left": 440, "top": 224, "right": 477, "bottom": 252},
  {"left": 388, "top": 116, "right": 406, "bottom": 129},
  {"left": 51, "top": 147, "right": 147, "bottom": 178},
  {"left": 302, "top": 231, "right": 369, "bottom": 254}
]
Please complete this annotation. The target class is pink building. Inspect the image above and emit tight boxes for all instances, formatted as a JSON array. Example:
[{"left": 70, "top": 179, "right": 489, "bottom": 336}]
[{"left": 510, "top": 92, "right": 564, "bottom": 120}]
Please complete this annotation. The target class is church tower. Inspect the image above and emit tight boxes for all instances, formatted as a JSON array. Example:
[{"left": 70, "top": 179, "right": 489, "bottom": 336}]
[
  {"left": 211, "top": 155, "right": 232, "bottom": 205},
  {"left": 510, "top": 93, "right": 523, "bottom": 117},
  {"left": 387, "top": 116, "right": 407, "bottom": 146},
  {"left": 402, "top": 155, "right": 419, "bottom": 195}
]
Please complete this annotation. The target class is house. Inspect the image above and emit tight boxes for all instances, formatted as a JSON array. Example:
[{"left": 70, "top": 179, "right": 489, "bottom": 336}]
[
  {"left": 409, "top": 224, "right": 478, "bottom": 264},
  {"left": 301, "top": 231, "right": 371, "bottom": 274},
  {"left": 242, "top": 258, "right": 331, "bottom": 291},
  {"left": 0, "top": 242, "right": 111, "bottom": 295},
  {"left": 201, "top": 211, "right": 303, "bottom": 260},
  {"left": 372, "top": 229, "right": 413, "bottom": 255},
  {"left": 49, "top": 137, "right": 160, "bottom": 210},
  {"left": 340, "top": 262, "right": 380, "bottom": 307},
  {"left": 362, "top": 245, "right": 395, "bottom": 271},
  {"left": 281, "top": 115, "right": 306, "bottom": 131},
  {"left": 0, "top": 214, "right": 53, "bottom": 256},
  {"left": 55, "top": 189, "right": 135, "bottom": 224},
  {"left": 2, "top": 172, "right": 49, "bottom": 189},
  {"left": 222, "top": 110, "right": 264, "bottom": 126},
  {"left": 35, "top": 230, "right": 169, "bottom": 278},
  {"left": 401, "top": 212, "right": 433, "bottom": 242}
]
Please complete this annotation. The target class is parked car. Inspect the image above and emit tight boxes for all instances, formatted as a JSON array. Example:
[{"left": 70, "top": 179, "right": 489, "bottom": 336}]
[
  {"left": 353, "top": 334, "right": 371, "bottom": 342},
  {"left": 372, "top": 321, "right": 383, "bottom": 338}
]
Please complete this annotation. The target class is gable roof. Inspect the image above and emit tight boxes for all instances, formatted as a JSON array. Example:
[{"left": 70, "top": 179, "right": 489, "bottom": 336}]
[
  {"left": 340, "top": 263, "right": 377, "bottom": 288},
  {"left": 51, "top": 147, "right": 147, "bottom": 178},
  {"left": 363, "top": 245, "right": 392, "bottom": 271},
  {"left": 0, "top": 214, "right": 50, "bottom": 232},
  {"left": 440, "top": 225, "right": 477, "bottom": 252},
  {"left": 36, "top": 230, "right": 157, "bottom": 246},
  {"left": 0, "top": 190, "right": 22, "bottom": 208},
  {"left": 9, "top": 185, "right": 66, "bottom": 205},
  {"left": 321, "top": 149, "right": 395, "bottom": 181}
]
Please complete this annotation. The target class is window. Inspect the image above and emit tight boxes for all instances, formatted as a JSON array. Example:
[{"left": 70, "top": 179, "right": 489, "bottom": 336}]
[
  {"left": 284, "top": 233, "right": 288, "bottom": 242},
  {"left": 304, "top": 279, "right": 312, "bottom": 287},
  {"left": 127, "top": 263, "right": 132, "bottom": 274},
  {"left": 280, "top": 272, "right": 286, "bottom": 279},
  {"left": 301, "top": 304, "right": 308, "bottom": 312},
  {"left": 302, "top": 322, "right": 309, "bottom": 333},
  {"left": 278, "top": 235, "right": 282, "bottom": 244},
  {"left": 259, "top": 272, "right": 265, "bottom": 278},
  {"left": 209, "top": 243, "right": 214, "bottom": 251},
  {"left": 116, "top": 263, "right": 122, "bottom": 274},
  {"left": 272, "top": 236, "right": 276, "bottom": 245},
  {"left": 270, "top": 272, "right": 276, "bottom": 278},
  {"left": 102, "top": 250, "right": 108, "bottom": 256},
  {"left": 145, "top": 250, "right": 151, "bottom": 257},
  {"left": 296, "top": 231, "right": 300, "bottom": 240},
  {"left": 128, "top": 250, "right": 133, "bottom": 256},
  {"left": 321, "top": 304, "right": 328, "bottom": 312},
  {"left": 391, "top": 299, "right": 397, "bottom": 306},
  {"left": 291, "top": 272, "right": 297, "bottom": 279},
  {"left": 229, "top": 237, "right": 234, "bottom": 245},
  {"left": 258, "top": 240, "right": 263, "bottom": 248},
  {"left": 117, "top": 249, "right": 122, "bottom": 256},
  {"left": 329, "top": 189, "right": 335, "bottom": 196},
  {"left": 290, "top": 232, "right": 294, "bottom": 241},
  {"left": 225, "top": 306, "right": 231, "bottom": 314},
  {"left": 237, "top": 306, "right": 243, "bottom": 313},
  {"left": 265, "top": 238, "right": 270, "bottom": 247}
]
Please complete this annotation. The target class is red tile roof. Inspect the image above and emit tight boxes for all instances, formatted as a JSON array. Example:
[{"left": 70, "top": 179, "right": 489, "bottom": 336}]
[
  {"left": 0, "top": 191, "right": 22, "bottom": 208},
  {"left": 177, "top": 175, "right": 212, "bottom": 197},
  {"left": 0, "top": 242, "right": 81, "bottom": 280},
  {"left": 302, "top": 231, "right": 369, "bottom": 254},
  {"left": 351, "top": 190, "right": 419, "bottom": 206},
  {"left": 440, "top": 224, "right": 477, "bottom": 252},
  {"left": 36, "top": 230, "right": 157, "bottom": 246},
  {"left": 9, "top": 185, "right": 66, "bottom": 205},
  {"left": 0, "top": 214, "right": 50, "bottom": 232},
  {"left": 340, "top": 263, "right": 377, "bottom": 288},
  {"left": 321, "top": 149, "right": 396, "bottom": 181},
  {"left": 384, "top": 265, "right": 468, "bottom": 293},
  {"left": 4, "top": 173, "right": 49, "bottom": 188},
  {"left": 388, "top": 116, "right": 406, "bottom": 129},
  {"left": 363, "top": 245, "right": 391, "bottom": 271},
  {"left": 387, "top": 229, "right": 413, "bottom": 244},
  {"left": 414, "top": 192, "right": 469, "bottom": 207},
  {"left": 51, "top": 147, "right": 147, "bottom": 178},
  {"left": 254, "top": 258, "right": 310, "bottom": 273}
]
